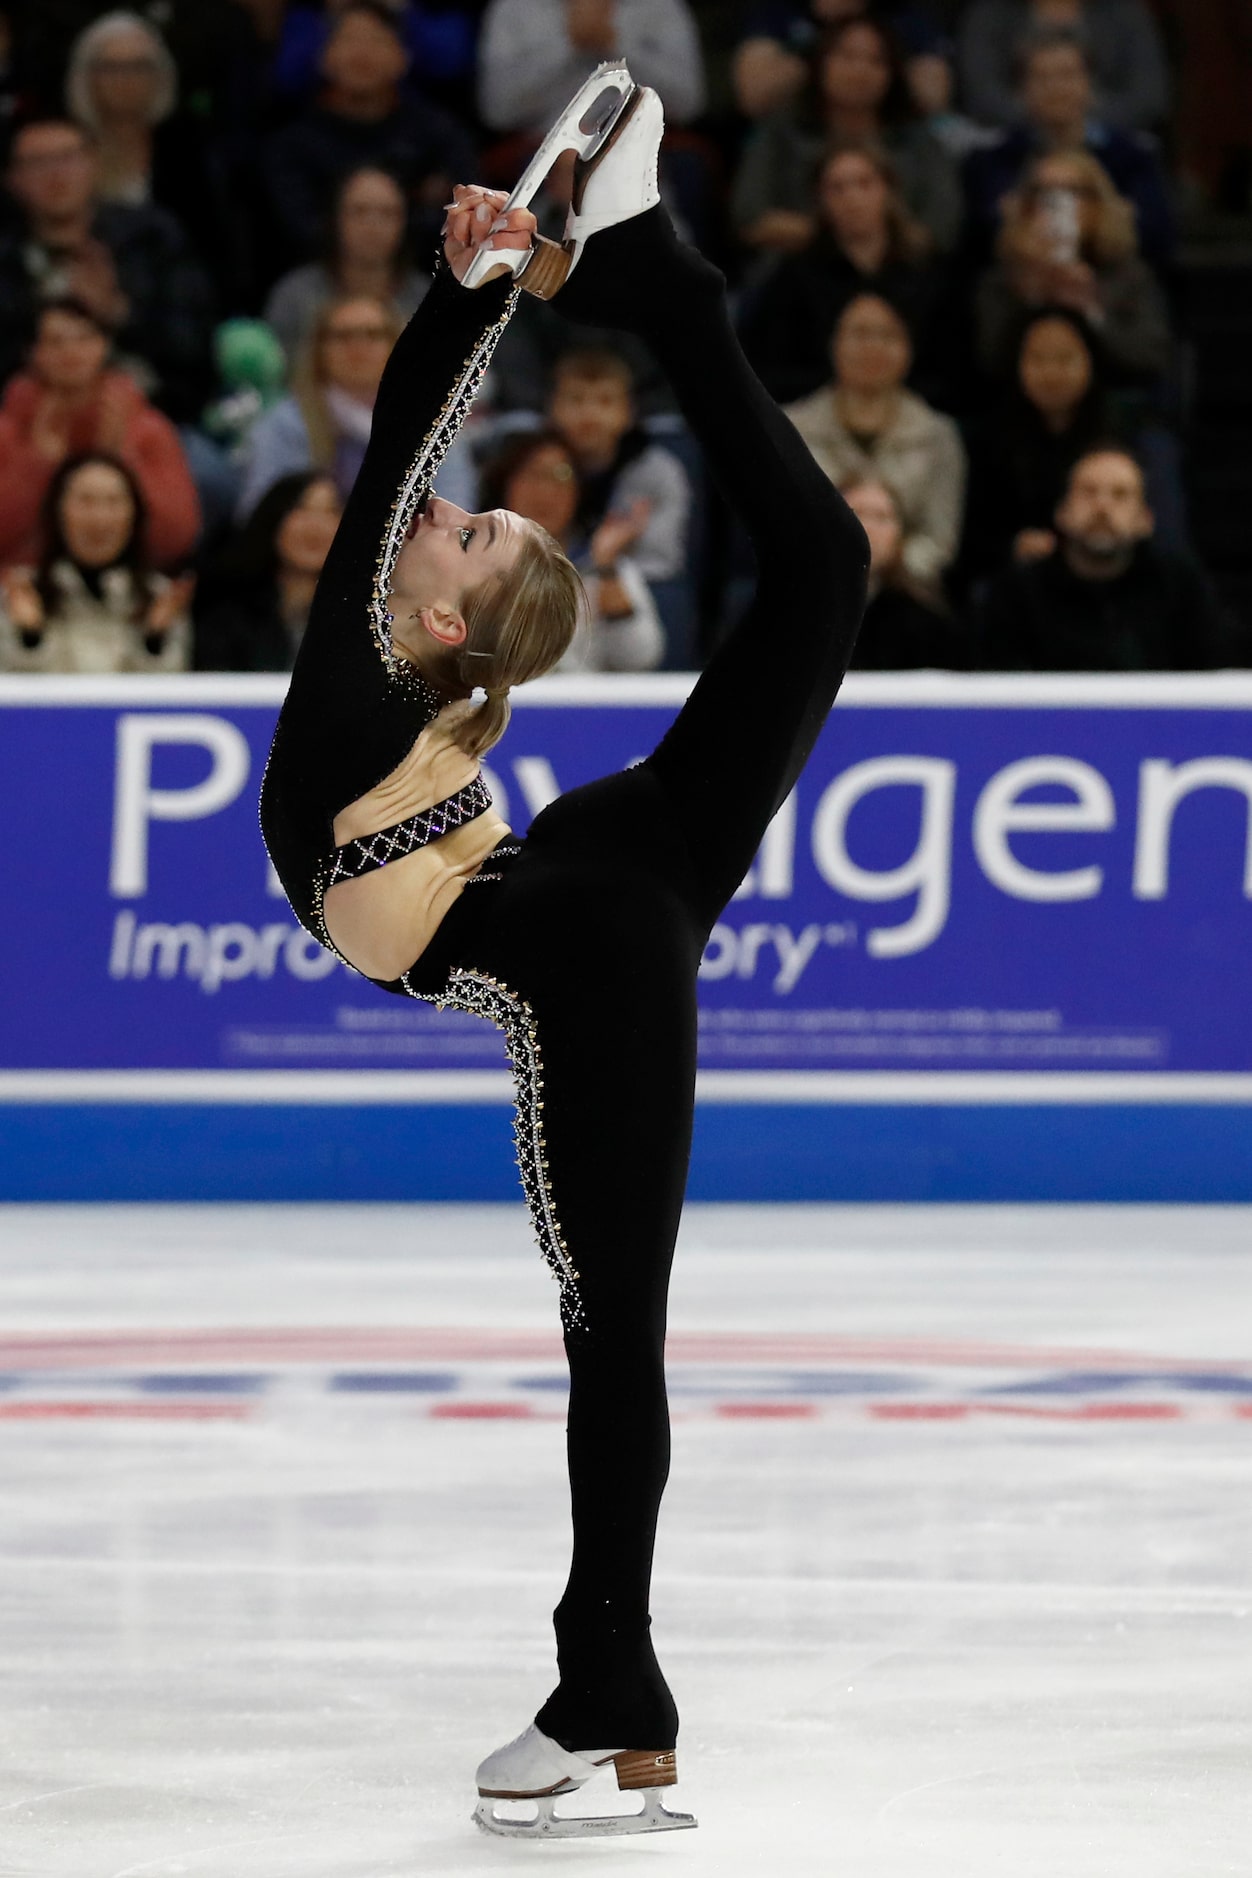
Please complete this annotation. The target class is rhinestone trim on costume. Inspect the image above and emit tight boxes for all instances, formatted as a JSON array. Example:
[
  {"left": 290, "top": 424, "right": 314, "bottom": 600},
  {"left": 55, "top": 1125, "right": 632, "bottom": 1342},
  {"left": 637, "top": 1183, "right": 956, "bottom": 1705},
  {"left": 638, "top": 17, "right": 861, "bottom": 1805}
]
[
  {"left": 370, "top": 274, "right": 521, "bottom": 678},
  {"left": 326, "top": 776, "right": 494, "bottom": 889},
  {"left": 430, "top": 968, "right": 584, "bottom": 1330}
]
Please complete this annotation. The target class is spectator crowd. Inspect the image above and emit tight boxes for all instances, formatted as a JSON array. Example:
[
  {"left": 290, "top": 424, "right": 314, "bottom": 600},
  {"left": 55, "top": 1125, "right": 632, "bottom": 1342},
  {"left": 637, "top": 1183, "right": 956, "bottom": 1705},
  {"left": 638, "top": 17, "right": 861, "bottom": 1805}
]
[{"left": 0, "top": 0, "right": 1247, "bottom": 676}]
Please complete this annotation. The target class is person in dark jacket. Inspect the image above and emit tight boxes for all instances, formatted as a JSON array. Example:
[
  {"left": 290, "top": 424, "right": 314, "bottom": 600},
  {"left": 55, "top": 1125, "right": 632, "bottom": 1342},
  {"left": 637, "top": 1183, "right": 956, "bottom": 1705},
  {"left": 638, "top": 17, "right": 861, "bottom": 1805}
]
[
  {"left": 963, "top": 29, "right": 1173, "bottom": 265},
  {"left": 194, "top": 471, "right": 343, "bottom": 672},
  {"left": 0, "top": 117, "right": 214, "bottom": 421},
  {"left": 261, "top": 0, "right": 476, "bottom": 272},
  {"left": 738, "top": 141, "right": 950, "bottom": 405},
  {"left": 974, "top": 445, "right": 1237, "bottom": 670}
]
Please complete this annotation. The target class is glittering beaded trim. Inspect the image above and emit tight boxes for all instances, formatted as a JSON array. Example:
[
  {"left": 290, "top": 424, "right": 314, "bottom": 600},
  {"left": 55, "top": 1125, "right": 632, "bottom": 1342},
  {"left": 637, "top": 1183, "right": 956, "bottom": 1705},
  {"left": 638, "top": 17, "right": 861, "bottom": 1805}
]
[
  {"left": 327, "top": 776, "right": 494, "bottom": 889},
  {"left": 465, "top": 840, "right": 522, "bottom": 883},
  {"left": 428, "top": 968, "right": 584, "bottom": 1330},
  {"left": 371, "top": 277, "right": 521, "bottom": 678}
]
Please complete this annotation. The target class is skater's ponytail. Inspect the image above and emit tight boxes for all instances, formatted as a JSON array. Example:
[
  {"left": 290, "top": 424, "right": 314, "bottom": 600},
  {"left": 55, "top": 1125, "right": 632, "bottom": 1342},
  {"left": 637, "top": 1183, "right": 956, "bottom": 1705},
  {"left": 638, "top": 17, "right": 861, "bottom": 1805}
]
[{"left": 434, "top": 521, "right": 582, "bottom": 758}]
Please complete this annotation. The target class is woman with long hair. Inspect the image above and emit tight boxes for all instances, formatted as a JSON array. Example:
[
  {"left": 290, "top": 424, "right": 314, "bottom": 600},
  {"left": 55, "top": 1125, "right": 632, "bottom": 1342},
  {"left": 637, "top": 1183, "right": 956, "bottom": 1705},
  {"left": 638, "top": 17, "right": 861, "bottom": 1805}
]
[
  {"left": 260, "top": 66, "right": 868, "bottom": 1839},
  {"left": 0, "top": 450, "right": 191, "bottom": 671},
  {"left": 263, "top": 164, "right": 431, "bottom": 364},
  {"left": 194, "top": 470, "right": 343, "bottom": 671},
  {"left": 976, "top": 148, "right": 1172, "bottom": 382},
  {"left": 732, "top": 13, "right": 963, "bottom": 256},
  {"left": 235, "top": 295, "right": 402, "bottom": 519},
  {"left": 738, "top": 140, "right": 944, "bottom": 402}
]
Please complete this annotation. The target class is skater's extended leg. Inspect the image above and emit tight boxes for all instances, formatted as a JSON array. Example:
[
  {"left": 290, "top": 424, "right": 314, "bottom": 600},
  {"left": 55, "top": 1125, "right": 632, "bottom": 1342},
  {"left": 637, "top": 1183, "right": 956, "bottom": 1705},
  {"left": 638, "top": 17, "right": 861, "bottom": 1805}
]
[{"left": 558, "top": 205, "right": 870, "bottom": 924}]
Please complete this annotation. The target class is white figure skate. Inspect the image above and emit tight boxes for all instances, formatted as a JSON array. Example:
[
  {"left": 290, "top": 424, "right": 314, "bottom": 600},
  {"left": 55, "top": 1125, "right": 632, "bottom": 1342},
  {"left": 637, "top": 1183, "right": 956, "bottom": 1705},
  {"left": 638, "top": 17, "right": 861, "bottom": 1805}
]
[
  {"left": 473, "top": 1721, "right": 697, "bottom": 1838},
  {"left": 462, "top": 63, "right": 663, "bottom": 299}
]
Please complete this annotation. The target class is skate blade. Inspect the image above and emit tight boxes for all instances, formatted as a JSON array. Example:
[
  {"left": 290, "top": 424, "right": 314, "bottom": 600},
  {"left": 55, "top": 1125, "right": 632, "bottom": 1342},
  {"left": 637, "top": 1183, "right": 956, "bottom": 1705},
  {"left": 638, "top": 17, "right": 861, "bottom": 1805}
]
[{"left": 474, "top": 1788, "right": 697, "bottom": 1838}]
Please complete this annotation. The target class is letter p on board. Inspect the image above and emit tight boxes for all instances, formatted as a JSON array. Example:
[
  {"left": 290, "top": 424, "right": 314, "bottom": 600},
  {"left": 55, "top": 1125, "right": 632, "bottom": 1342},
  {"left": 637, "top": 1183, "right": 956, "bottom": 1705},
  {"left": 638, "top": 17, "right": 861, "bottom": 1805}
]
[{"left": 110, "top": 714, "right": 251, "bottom": 897}]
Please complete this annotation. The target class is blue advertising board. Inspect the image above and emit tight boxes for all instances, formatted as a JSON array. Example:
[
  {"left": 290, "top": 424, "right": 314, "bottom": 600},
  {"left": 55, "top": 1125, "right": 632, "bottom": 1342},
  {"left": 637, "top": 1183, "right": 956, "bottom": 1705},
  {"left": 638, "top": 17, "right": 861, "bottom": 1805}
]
[{"left": 2, "top": 671, "right": 1251, "bottom": 1200}]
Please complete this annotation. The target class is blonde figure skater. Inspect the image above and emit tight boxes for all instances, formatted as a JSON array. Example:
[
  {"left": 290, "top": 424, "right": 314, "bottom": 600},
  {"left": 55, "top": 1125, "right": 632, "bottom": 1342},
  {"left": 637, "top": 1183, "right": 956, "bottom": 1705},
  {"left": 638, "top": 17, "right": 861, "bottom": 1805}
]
[{"left": 261, "top": 67, "right": 868, "bottom": 1838}]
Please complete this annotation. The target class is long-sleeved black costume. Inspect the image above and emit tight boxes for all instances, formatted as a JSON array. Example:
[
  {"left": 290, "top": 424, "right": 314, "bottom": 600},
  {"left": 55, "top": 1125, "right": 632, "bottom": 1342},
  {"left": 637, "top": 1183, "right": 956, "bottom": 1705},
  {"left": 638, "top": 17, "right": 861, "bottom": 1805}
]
[{"left": 261, "top": 206, "right": 869, "bottom": 1754}]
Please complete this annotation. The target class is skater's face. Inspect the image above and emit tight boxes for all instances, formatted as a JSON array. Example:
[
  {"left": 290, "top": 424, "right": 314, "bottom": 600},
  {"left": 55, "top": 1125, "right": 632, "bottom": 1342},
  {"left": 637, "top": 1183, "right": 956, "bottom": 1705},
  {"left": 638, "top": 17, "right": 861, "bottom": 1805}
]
[{"left": 390, "top": 493, "right": 527, "bottom": 652}]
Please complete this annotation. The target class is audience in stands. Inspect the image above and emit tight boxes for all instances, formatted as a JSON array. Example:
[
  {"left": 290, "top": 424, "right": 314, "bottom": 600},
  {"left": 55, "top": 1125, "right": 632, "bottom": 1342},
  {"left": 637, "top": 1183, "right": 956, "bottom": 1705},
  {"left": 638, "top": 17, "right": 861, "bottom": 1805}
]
[
  {"left": 0, "top": 118, "right": 216, "bottom": 422},
  {"left": 958, "top": 0, "right": 1170, "bottom": 132},
  {"left": 732, "top": 0, "right": 949, "bottom": 121},
  {"left": 732, "top": 15, "right": 963, "bottom": 257},
  {"left": 963, "top": 29, "right": 1174, "bottom": 264},
  {"left": 0, "top": 451, "right": 192, "bottom": 671},
  {"left": 263, "top": 163, "right": 430, "bottom": 363},
  {"left": 974, "top": 148, "right": 1172, "bottom": 382},
  {"left": 479, "top": 428, "right": 665, "bottom": 670},
  {"left": 738, "top": 142, "right": 947, "bottom": 403},
  {"left": 546, "top": 347, "right": 691, "bottom": 587},
  {"left": 785, "top": 293, "right": 967, "bottom": 594},
  {"left": 194, "top": 469, "right": 342, "bottom": 670},
  {"left": 974, "top": 445, "right": 1233, "bottom": 669},
  {"left": 843, "top": 473, "right": 963, "bottom": 666},
  {"left": 262, "top": 1, "right": 476, "bottom": 270},
  {"left": 63, "top": 11, "right": 239, "bottom": 299},
  {"left": 477, "top": 0, "right": 706, "bottom": 134},
  {"left": 0, "top": 297, "right": 200, "bottom": 570},
  {"left": 236, "top": 294, "right": 401, "bottom": 518},
  {"left": 0, "top": 0, "right": 1239, "bottom": 678}
]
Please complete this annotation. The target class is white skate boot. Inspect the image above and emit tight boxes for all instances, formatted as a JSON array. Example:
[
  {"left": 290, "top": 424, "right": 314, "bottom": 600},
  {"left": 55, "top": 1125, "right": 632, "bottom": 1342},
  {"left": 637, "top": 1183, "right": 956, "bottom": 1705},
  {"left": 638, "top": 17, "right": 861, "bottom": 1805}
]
[
  {"left": 473, "top": 1721, "right": 697, "bottom": 1838},
  {"left": 462, "top": 65, "right": 663, "bottom": 299}
]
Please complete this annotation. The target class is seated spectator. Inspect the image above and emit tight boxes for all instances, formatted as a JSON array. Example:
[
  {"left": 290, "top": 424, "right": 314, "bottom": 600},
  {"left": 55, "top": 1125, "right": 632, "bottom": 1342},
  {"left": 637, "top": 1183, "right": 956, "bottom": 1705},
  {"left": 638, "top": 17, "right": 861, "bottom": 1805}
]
[
  {"left": 262, "top": 1, "right": 476, "bottom": 270},
  {"left": 235, "top": 294, "right": 401, "bottom": 517},
  {"left": 263, "top": 164, "right": 430, "bottom": 363},
  {"left": 961, "top": 307, "right": 1112, "bottom": 583},
  {"left": 0, "top": 119, "right": 215, "bottom": 422},
  {"left": 272, "top": 1, "right": 481, "bottom": 107},
  {"left": 973, "top": 445, "right": 1236, "bottom": 670},
  {"left": 479, "top": 428, "right": 664, "bottom": 671},
  {"left": 738, "top": 142, "right": 946, "bottom": 404},
  {"left": 194, "top": 471, "right": 342, "bottom": 671},
  {"left": 63, "top": 10, "right": 241, "bottom": 297},
  {"left": 785, "top": 292, "right": 966, "bottom": 592},
  {"left": 963, "top": 30, "right": 1174, "bottom": 264},
  {"left": 0, "top": 451, "right": 192, "bottom": 672},
  {"left": 733, "top": 0, "right": 948, "bottom": 121},
  {"left": 477, "top": 0, "right": 706, "bottom": 134},
  {"left": 546, "top": 347, "right": 691, "bottom": 586},
  {"left": 0, "top": 297, "right": 199, "bottom": 570},
  {"left": 974, "top": 149, "right": 1171, "bottom": 383},
  {"left": 842, "top": 474, "right": 962, "bottom": 666},
  {"left": 958, "top": 0, "right": 1170, "bottom": 133},
  {"left": 732, "top": 15, "right": 964, "bottom": 257}
]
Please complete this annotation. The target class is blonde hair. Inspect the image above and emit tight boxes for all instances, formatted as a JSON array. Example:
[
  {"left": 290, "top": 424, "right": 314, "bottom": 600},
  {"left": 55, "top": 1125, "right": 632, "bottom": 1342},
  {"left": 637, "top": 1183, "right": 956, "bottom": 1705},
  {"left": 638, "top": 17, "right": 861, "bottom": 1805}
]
[
  {"left": 999, "top": 150, "right": 1137, "bottom": 269},
  {"left": 66, "top": 11, "right": 177, "bottom": 129},
  {"left": 422, "top": 520, "right": 583, "bottom": 758},
  {"left": 292, "top": 295, "right": 404, "bottom": 467}
]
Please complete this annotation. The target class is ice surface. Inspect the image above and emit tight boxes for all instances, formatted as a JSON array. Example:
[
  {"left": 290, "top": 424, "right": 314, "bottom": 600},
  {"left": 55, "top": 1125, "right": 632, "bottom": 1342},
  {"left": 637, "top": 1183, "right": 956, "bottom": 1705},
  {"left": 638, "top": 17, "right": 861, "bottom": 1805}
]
[{"left": 0, "top": 1203, "right": 1249, "bottom": 1877}]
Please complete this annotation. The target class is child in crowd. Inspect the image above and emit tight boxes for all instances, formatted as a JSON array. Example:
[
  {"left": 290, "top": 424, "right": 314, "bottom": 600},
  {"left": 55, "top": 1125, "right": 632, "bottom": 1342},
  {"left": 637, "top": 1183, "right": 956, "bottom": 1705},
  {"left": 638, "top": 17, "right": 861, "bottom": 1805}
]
[{"left": 546, "top": 347, "right": 691, "bottom": 588}]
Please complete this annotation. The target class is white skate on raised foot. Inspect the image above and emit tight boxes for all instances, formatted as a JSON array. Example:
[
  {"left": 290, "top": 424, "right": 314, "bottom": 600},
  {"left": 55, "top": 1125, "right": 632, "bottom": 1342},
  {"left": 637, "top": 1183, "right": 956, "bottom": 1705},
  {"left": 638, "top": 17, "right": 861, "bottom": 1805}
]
[
  {"left": 461, "top": 63, "right": 663, "bottom": 299},
  {"left": 473, "top": 1721, "right": 697, "bottom": 1839}
]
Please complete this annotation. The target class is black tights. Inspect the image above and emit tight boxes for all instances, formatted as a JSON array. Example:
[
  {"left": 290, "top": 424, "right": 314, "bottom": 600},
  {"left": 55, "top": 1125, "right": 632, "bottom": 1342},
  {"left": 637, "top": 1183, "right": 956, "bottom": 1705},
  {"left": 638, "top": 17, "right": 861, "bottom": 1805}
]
[{"left": 404, "top": 208, "right": 869, "bottom": 1750}]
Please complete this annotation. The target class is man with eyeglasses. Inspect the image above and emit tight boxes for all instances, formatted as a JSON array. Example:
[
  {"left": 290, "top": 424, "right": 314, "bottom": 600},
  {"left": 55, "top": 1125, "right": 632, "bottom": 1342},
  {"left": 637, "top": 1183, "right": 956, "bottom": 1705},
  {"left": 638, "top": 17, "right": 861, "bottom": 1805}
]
[{"left": 0, "top": 117, "right": 214, "bottom": 423}]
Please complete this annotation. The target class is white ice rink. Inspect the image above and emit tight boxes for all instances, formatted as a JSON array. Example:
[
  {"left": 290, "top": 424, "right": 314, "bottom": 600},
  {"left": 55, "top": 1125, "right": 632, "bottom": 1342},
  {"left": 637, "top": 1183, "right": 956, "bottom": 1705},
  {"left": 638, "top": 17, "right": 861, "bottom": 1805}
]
[{"left": 1, "top": 1203, "right": 1249, "bottom": 1877}]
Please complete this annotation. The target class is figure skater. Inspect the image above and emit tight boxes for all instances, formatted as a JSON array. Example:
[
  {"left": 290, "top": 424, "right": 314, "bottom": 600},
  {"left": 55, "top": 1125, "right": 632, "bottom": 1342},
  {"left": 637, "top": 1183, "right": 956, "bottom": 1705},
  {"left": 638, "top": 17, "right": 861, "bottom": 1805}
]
[{"left": 260, "top": 65, "right": 868, "bottom": 1840}]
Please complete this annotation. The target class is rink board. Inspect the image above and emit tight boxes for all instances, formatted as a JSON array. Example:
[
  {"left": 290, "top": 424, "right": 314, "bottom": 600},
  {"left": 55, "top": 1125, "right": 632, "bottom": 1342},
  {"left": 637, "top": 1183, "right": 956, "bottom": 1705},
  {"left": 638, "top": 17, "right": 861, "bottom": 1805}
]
[{"left": 2, "top": 672, "right": 1251, "bottom": 1200}]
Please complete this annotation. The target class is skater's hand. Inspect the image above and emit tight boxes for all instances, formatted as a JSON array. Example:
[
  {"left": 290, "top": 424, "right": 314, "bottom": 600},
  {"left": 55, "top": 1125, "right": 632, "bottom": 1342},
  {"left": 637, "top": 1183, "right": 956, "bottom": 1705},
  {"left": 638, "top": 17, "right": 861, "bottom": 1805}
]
[{"left": 442, "top": 184, "right": 537, "bottom": 285}]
